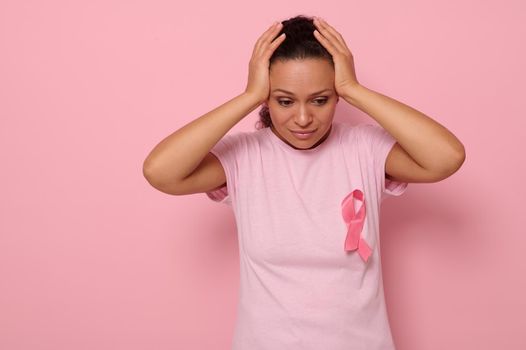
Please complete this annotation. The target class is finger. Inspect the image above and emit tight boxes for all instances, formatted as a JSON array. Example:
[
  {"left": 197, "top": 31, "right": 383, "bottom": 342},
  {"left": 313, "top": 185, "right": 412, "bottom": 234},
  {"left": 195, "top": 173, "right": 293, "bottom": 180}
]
[
  {"left": 256, "top": 28, "right": 283, "bottom": 61},
  {"left": 313, "top": 18, "right": 349, "bottom": 53},
  {"left": 313, "top": 18, "right": 345, "bottom": 53},
  {"left": 263, "top": 32, "right": 286, "bottom": 59},
  {"left": 313, "top": 29, "right": 339, "bottom": 56},
  {"left": 313, "top": 18, "right": 345, "bottom": 45},
  {"left": 254, "top": 22, "right": 283, "bottom": 56},
  {"left": 253, "top": 22, "right": 279, "bottom": 55}
]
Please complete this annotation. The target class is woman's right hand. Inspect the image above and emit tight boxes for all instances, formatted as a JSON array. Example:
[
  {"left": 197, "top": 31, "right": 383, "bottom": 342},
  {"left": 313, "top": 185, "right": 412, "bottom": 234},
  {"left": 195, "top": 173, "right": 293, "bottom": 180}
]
[{"left": 244, "top": 22, "right": 286, "bottom": 104}]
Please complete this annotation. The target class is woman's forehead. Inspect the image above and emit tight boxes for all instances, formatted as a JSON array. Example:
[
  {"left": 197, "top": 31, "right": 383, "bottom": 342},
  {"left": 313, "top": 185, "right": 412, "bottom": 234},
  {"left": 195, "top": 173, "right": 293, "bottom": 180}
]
[
  {"left": 270, "top": 59, "right": 334, "bottom": 93},
  {"left": 270, "top": 58, "right": 333, "bottom": 72}
]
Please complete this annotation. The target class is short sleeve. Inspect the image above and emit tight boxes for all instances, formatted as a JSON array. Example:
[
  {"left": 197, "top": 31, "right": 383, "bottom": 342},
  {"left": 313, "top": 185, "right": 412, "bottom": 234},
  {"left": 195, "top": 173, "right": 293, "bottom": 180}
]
[
  {"left": 357, "top": 123, "right": 409, "bottom": 198},
  {"left": 204, "top": 132, "right": 244, "bottom": 205}
]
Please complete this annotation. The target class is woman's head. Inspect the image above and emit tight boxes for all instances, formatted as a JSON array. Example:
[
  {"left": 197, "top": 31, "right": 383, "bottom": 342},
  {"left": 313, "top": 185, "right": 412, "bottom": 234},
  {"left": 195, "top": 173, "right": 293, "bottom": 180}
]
[{"left": 256, "top": 15, "right": 339, "bottom": 150}]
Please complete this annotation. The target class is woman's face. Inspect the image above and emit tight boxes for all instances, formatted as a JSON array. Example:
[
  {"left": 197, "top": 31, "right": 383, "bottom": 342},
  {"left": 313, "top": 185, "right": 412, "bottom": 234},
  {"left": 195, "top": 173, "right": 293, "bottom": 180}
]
[{"left": 266, "top": 58, "right": 338, "bottom": 150}]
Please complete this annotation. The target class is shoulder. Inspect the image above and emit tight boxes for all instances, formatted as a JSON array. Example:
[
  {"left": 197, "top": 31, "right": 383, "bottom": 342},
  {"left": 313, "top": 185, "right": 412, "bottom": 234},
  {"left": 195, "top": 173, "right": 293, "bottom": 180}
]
[
  {"left": 216, "top": 128, "right": 255, "bottom": 146},
  {"left": 334, "top": 122, "right": 373, "bottom": 143},
  {"left": 342, "top": 122, "right": 391, "bottom": 144},
  {"left": 212, "top": 128, "right": 266, "bottom": 155},
  {"left": 332, "top": 121, "right": 373, "bottom": 134}
]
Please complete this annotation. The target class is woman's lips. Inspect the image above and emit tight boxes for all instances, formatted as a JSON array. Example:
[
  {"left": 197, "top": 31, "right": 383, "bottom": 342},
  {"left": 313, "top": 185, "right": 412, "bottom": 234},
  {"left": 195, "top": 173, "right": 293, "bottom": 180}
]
[{"left": 290, "top": 129, "right": 316, "bottom": 139}]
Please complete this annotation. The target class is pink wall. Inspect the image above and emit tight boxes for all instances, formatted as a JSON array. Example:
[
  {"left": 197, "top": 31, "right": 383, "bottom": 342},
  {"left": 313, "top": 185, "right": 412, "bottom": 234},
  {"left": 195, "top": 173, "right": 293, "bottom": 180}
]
[{"left": 1, "top": 0, "right": 525, "bottom": 349}]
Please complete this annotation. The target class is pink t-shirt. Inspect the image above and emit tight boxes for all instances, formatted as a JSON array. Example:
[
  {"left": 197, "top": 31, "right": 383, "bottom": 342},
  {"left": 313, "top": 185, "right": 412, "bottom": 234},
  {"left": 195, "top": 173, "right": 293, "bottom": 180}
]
[{"left": 206, "top": 122, "right": 408, "bottom": 350}]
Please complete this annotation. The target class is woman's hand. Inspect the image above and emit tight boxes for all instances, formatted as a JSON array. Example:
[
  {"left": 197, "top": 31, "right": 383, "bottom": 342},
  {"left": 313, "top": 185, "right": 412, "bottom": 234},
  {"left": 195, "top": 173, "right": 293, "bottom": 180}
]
[
  {"left": 312, "top": 17, "right": 360, "bottom": 98},
  {"left": 244, "top": 22, "right": 286, "bottom": 104}
]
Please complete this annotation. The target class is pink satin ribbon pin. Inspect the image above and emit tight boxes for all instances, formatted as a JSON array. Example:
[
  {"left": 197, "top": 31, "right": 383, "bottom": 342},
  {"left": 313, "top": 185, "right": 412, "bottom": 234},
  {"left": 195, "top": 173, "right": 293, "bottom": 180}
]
[{"left": 341, "top": 189, "right": 372, "bottom": 262}]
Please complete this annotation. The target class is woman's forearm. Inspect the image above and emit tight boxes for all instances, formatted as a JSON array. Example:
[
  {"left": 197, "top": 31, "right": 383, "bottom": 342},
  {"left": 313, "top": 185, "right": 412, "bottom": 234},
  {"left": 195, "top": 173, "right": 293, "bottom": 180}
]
[
  {"left": 342, "top": 84, "right": 465, "bottom": 173},
  {"left": 143, "top": 92, "right": 262, "bottom": 186}
]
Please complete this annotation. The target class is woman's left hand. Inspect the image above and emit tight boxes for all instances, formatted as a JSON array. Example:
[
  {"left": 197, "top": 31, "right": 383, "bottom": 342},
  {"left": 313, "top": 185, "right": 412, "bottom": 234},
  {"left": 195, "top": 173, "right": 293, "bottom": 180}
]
[{"left": 313, "top": 17, "right": 360, "bottom": 98}]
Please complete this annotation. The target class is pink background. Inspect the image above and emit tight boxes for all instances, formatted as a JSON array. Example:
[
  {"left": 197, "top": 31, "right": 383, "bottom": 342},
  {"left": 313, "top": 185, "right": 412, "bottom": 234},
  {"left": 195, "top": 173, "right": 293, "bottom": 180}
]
[{"left": 1, "top": 0, "right": 525, "bottom": 349}]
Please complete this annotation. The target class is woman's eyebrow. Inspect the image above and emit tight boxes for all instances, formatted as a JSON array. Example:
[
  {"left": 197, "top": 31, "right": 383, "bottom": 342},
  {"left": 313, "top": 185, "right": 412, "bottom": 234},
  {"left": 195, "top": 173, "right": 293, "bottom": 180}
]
[{"left": 271, "top": 88, "right": 332, "bottom": 96}]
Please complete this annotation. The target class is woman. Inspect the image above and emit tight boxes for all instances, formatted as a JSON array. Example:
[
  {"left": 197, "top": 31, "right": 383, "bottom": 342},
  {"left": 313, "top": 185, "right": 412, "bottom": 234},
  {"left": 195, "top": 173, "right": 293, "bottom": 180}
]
[{"left": 143, "top": 15, "right": 465, "bottom": 350}]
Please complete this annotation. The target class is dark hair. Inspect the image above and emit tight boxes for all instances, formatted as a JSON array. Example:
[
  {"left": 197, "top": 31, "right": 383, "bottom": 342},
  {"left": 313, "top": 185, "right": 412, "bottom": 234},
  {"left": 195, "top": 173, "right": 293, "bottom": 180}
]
[{"left": 255, "top": 15, "right": 334, "bottom": 130}]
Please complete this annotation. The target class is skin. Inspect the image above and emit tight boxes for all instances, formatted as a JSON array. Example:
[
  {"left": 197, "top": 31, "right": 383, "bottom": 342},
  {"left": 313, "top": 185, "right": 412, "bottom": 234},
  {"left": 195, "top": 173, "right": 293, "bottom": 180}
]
[{"left": 265, "top": 58, "right": 340, "bottom": 150}]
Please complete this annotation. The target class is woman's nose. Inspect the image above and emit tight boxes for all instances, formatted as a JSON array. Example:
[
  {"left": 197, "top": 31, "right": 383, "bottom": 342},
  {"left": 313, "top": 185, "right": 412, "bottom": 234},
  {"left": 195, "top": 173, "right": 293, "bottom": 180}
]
[{"left": 294, "top": 104, "right": 313, "bottom": 125}]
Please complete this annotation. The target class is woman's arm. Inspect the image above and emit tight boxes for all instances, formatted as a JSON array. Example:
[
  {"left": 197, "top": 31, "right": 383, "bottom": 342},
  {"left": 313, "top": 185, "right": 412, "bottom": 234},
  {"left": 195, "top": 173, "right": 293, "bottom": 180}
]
[
  {"left": 343, "top": 85, "right": 466, "bottom": 181},
  {"left": 311, "top": 17, "right": 465, "bottom": 182},
  {"left": 143, "top": 21, "right": 286, "bottom": 192},
  {"left": 143, "top": 92, "right": 261, "bottom": 189}
]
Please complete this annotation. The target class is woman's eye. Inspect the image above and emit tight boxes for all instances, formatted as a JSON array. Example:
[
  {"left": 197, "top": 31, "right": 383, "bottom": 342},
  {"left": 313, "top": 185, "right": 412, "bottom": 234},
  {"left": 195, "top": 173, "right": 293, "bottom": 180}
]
[
  {"left": 277, "top": 98, "right": 328, "bottom": 107},
  {"left": 278, "top": 100, "right": 293, "bottom": 106}
]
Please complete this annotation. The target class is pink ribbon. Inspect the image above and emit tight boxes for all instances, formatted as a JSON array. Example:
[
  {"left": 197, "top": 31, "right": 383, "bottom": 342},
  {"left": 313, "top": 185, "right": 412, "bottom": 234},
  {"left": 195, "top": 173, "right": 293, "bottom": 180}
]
[{"left": 341, "top": 189, "right": 372, "bottom": 262}]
